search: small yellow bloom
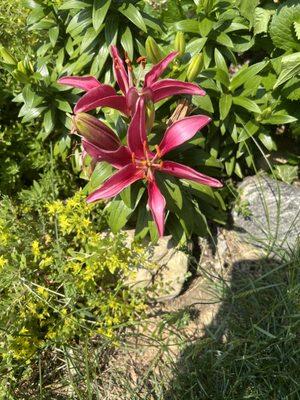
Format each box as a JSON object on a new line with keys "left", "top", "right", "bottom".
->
{"left": 31, "top": 240, "right": 40, "bottom": 258}
{"left": 0, "top": 255, "right": 8, "bottom": 270}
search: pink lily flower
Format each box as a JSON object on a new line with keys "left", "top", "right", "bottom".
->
{"left": 58, "top": 46, "right": 205, "bottom": 117}
{"left": 85, "top": 99, "right": 222, "bottom": 236}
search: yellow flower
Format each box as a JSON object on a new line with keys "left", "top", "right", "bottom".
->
{"left": 0, "top": 256, "right": 8, "bottom": 270}
{"left": 31, "top": 240, "right": 40, "bottom": 258}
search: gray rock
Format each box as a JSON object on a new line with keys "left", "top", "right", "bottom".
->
{"left": 125, "top": 230, "right": 190, "bottom": 301}
{"left": 233, "top": 174, "right": 300, "bottom": 255}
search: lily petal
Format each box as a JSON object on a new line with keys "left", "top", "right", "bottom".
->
{"left": 147, "top": 178, "right": 166, "bottom": 237}
{"left": 161, "top": 161, "right": 223, "bottom": 187}
{"left": 111, "top": 45, "right": 129, "bottom": 94}
{"left": 127, "top": 97, "right": 148, "bottom": 159}
{"left": 144, "top": 51, "right": 178, "bottom": 88}
{"left": 159, "top": 115, "right": 211, "bottom": 157}
{"left": 87, "top": 164, "right": 144, "bottom": 202}
{"left": 151, "top": 79, "right": 206, "bottom": 102}
{"left": 82, "top": 140, "right": 132, "bottom": 169}
{"left": 58, "top": 76, "right": 101, "bottom": 91}
{"left": 74, "top": 87, "right": 129, "bottom": 115}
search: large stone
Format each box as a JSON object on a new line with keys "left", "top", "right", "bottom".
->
{"left": 232, "top": 174, "right": 300, "bottom": 254}
{"left": 125, "top": 230, "right": 190, "bottom": 301}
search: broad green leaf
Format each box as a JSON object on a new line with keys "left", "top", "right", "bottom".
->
{"left": 21, "top": 107, "right": 47, "bottom": 122}
{"left": 225, "top": 156, "right": 235, "bottom": 176}
{"left": 66, "top": 9, "right": 92, "bottom": 37}
{"left": 282, "top": 76, "right": 300, "bottom": 101}
{"left": 198, "top": 17, "right": 213, "bottom": 36}
{"left": 274, "top": 165, "right": 298, "bottom": 184}
{"left": 192, "top": 94, "right": 214, "bottom": 113}
{"left": 259, "top": 132, "right": 277, "bottom": 151}
{"left": 233, "top": 96, "right": 261, "bottom": 114}
{"left": 237, "top": 120, "right": 259, "bottom": 142}
{"left": 135, "top": 204, "right": 150, "bottom": 240}
{"left": 186, "top": 38, "right": 207, "bottom": 56}
{"left": 120, "top": 184, "right": 145, "bottom": 209}
{"left": 106, "top": 199, "right": 133, "bottom": 233}
{"left": 239, "top": 0, "right": 260, "bottom": 26}
{"left": 254, "top": 7, "right": 272, "bottom": 35}
{"left": 167, "top": 216, "right": 187, "bottom": 245}
{"left": 60, "top": 0, "right": 91, "bottom": 9}
{"left": 294, "top": 21, "right": 300, "bottom": 40}
{"left": 27, "top": 7, "right": 45, "bottom": 25}
{"left": 219, "top": 93, "right": 232, "bottom": 120}
{"left": 270, "top": 0, "right": 300, "bottom": 51}
{"left": 214, "top": 48, "right": 228, "bottom": 73}
{"left": 90, "top": 43, "right": 109, "bottom": 76}
{"left": 55, "top": 99, "right": 72, "bottom": 113}
{"left": 49, "top": 26, "right": 59, "bottom": 47}
{"left": 80, "top": 27, "right": 100, "bottom": 54}
{"left": 84, "top": 162, "right": 113, "bottom": 194}
{"left": 260, "top": 114, "right": 298, "bottom": 124}
{"left": 92, "top": 0, "right": 111, "bottom": 31}
{"left": 174, "top": 20, "right": 200, "bottom": 33}
{"left": 193, "top": 205, "right": 208, "bottom": 237}
{"left": 234, "top": 161, "right": 243, "bottom": 178}
{"left": 121, "top": 27, "right": 134, "bottom": 60}
{"left": 230, "top": 61, "right": 268, "bottom": 91}
{"left": 43, "top": 109, "right": 55, "bottom": 134}
{"left": 118, "top": 3, "right": 147, "bottom": 33}
{"left": 274, "top": 52, "right": 300, "bottom": 88}
{"left": 105, "top": 15, "right": 119, "bottom": 45}
{"left": 215, "top": 32, "right": 233, "bottom": 48}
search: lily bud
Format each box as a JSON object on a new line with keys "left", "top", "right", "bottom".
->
{"left": 145, "top": 36, "right": 163, "bottom": 64}
{"left": 186, "top": 53, "right": 203, "bottom": 82}
{"left": 73, "top": 113, "right": 120, "bottom": 151}
{"left": 174, "top": 32, "right": 186, "bottom": 56}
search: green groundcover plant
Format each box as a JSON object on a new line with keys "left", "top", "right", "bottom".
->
{"left": 0, "top": 189, "right": 148, "bottom": 384}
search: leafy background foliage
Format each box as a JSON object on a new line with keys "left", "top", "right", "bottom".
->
{"left": 0, "top": 0, "right": 300, "bottom": 394}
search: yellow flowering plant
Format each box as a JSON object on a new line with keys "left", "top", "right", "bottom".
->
{"left": 0, "top": 192, "right": 149, "bottom": 383}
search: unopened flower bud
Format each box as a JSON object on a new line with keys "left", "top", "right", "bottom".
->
{"left": 186, "top": 53, "right": 203, "bottom": 82}
{"left": 145, "top": 36, "right": 163, "bottom": 64}
{"left": 73, "top": 113, "right": 120, "bottom": 150}
{"left": 174, "top": 32, "right": 186, "bottom": 56}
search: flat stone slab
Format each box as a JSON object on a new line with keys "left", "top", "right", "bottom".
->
{"left": 233, "top": 174, "right": 300, "bottom": 255}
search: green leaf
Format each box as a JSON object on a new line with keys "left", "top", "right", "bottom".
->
{"left": 260, "top": 114, "right": 298, "bottom": 125}
{"left": 215, "top": 32, "right": 233, "bottom": 48}
{"left": 192, "top": 205, "right": 209, "bottom": 237}
{"left": 192, "top": 94, "right": 214, "bottom": 113}
{"left": 21, "top": 107, "right": 47, "bottom": 123}
{"left": 233, "top": 96, "right": 261, "bottom": 114}
{"left": 230, "top": 61, "right": 268, "bottom": 91}
{"left": 92, "top": 0, "right": 111, "bottom": 31}
{"left": 106, "top": 199, "right": 133, "bottom": 233}
{"left": 237, "top": 120, "right": 259, "bottom": 142}
{"left": 43, "top": 109, "right": 55, "bottom": 134}
{"left": 55, "top": 99, "right": 72, "bottom": 113}
{"left": 118, "top": 3, "right": 147, "bottom": 33}
{"left": 294, "top": 21, "right": 300, "bottom": 40}
{"left": 84, "top": 162, "right": 113, "bottom": 194}
{"left": 80, "top": 27, "right": 100, "bottom": 53}
{"left": 225, "top": 156, "right": 235, "bottom": 176}
{"left": 174, "top": 19, "right": 199, "bottom": 33}
{"left": 214, "top": 48, "right": 228, "bottom": 73}
{"left": 274, "top": 165, "right": 298, "bottom": 184}
{"left": 199, "top": 17, "right": 213, "bottom": 36}
{"left": 60, "top": 0, "right": 91, "bottom": 9}
{"left": 121, "top": 27, "right": 134, "bottom": 60}
{"left": 135, "top": 204, "right": 150, "bottom": 240}
{"left": 270, "top": 0, "right": 300, "bottom": 51}
{"left": 49, "top": 26, "right": 59, "bottom": 47}
{"left": 239, "top": 0, "right": 260, "bottom": 26}
{"left": 105, "top": 15, "right": 119, "bottom": 45}
{"left": 186, "top": 38, "right": 207, "bottom": 56}
{"left": 234, "top": 161, "right": 243, "bottom": 179}
{"left": 219, "top": 93, "right": 232, "bottom": 120}
{"left": 274, "top": 52, "right": 300, "bottom": 88}
{"left": 258, "top": 132, "right": 277, "bottom": 151}
{"left": 254, "top": 7, "right": 272, "bottom": 35}
{"left": 120, "top": 184, "right": 145, "bottom": 209}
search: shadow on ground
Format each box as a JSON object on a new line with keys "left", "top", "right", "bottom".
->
{"left": 164, "top": 254, "right": 300, "bottom": 400}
